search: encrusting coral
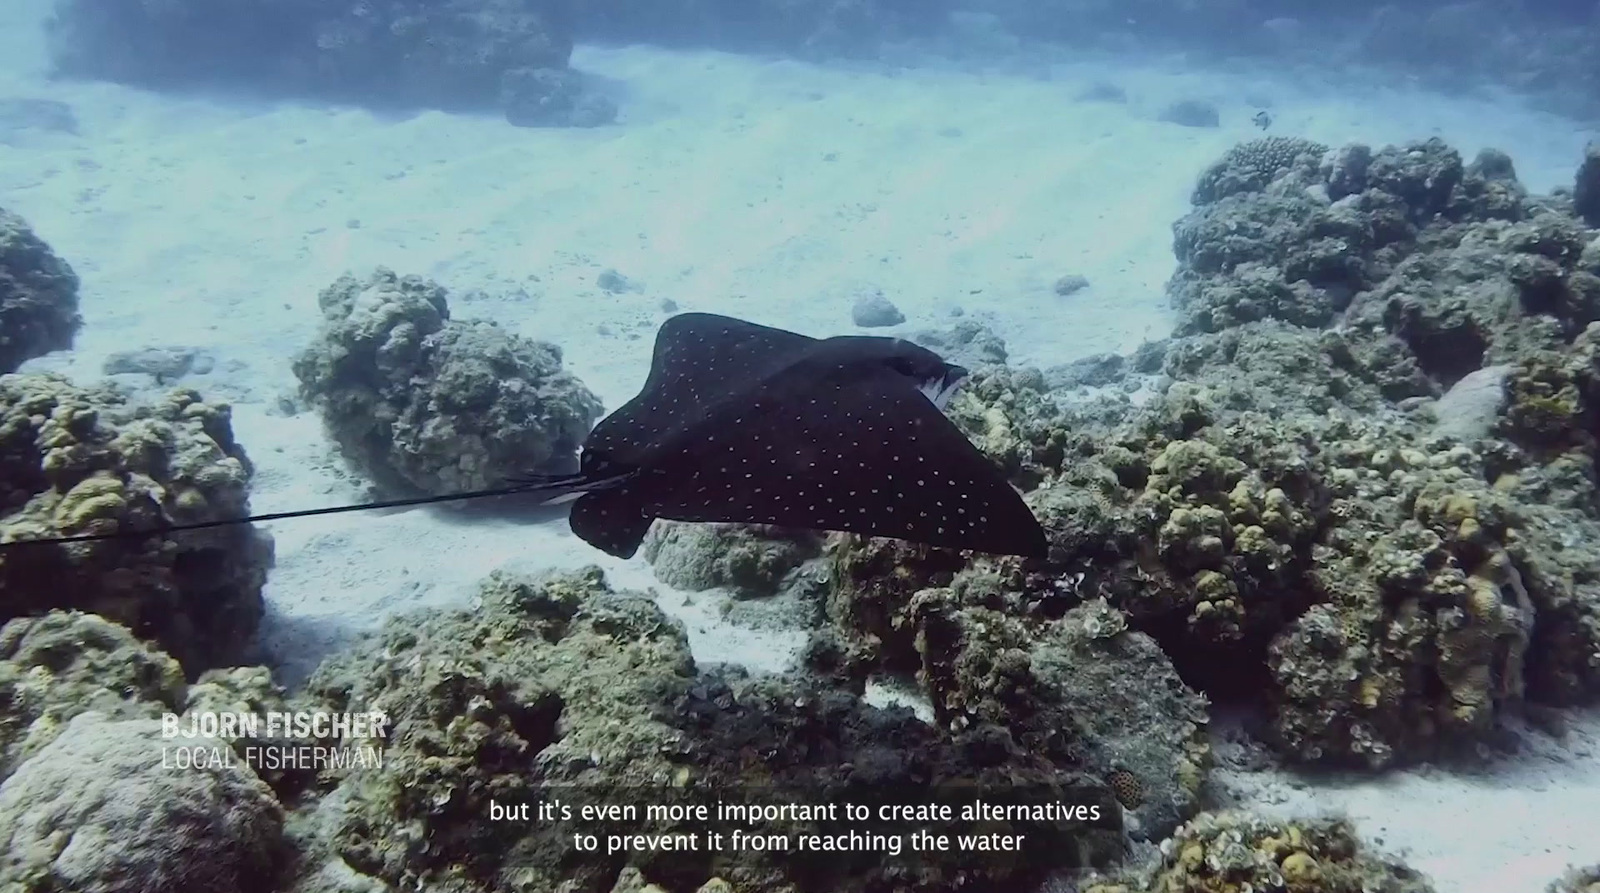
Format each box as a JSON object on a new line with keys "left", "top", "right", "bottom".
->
{"left": 0, "top": 610, "right": 185, "bottom": 783}
{"left": 0, "top": 711, "right": 288, "bottom": 893}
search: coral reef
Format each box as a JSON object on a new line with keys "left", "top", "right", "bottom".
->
{"left": 1083, "top": 810, "right": 1435, "bottom": 893}
{"left": 301, "top": 567, "right": 1119, "bottom": 892}
{"left": 48, "top": 0, "right": 588, "bottom": 120}
{"left": 1345, "top": 7, "right": 1600, "bottom": 120}
{"left": 642, "top": 521, "right": 822, "bottom": 595}
{"left": 48, "top": 0, "right": 1600, "bottom": 122}
{"left": 301, "top": 567, "right": 693, "bottom": 892}
{"left": 288, "top": 0, "right": 572, "bottom": 111}
{"left": 983, "top": 2, "right": 1600, "bottom": 121}
{"left": 0, "top": 610, "right": 312, "bottom": 797}
{"left": 501, "top": 66, "right": 617, "bottom": 128}
{"left": 0, "top": 374, "right": 270, "bottom": 675}
{"left": 0, "top": 609, "right": 313, "bottom": 887}
{"left": 826, "top": 137, "right": 1600, "bottom": 771}
{"left": 941, "top": 362, "right": 1076, "bottom": 490}
{"left": 672, "top": 668, "right": 1122, "bottom": 891}
{"left": 564, "top": 0, "right": 955, "bottom": 56}
{"left": 0, "top": 711, "right": 287, "bottom": 893}
{"left": 181, "top": 663, "right": 325, "bottom": 798}
{"left": 909, "top": 319, "right": 1010, "bottom": 369}
{"left": 1550, "top": 864, "right": 1600, "bottom": 893}
{"left": 1032, "top": 599, "right": 1210, "bottom": 839}
{"left": 824, "top": 535, "right": 973, "bottom": 675}
{"left": 0, "top": 207, "right": 80, "bottom": 374}
{"left": 292, "top": 268, "right": 602, "bottom": 497}
{"left": 824, "top": 538, "right": 1207, "bottom": 841}
{"left": 910, "top": 584, "right": 1209, "bottom": 840}
{"left": 1171, "top": 138, "right": 1600, "bottom": 751}
{"left": 1191, "top": 137, "right": 1330, "bottom": 205}
{"left": 1575, "top": 143, "right": 1600, "bottom": 228}
{"left": 1174, "top": 138, "right": 1548, "bottom": 346}
{"left": 0, "top": 611, "right": 186, "bottom": 782}
{"left": 1108, "top": 138, "right": 1600, "bottom": 766}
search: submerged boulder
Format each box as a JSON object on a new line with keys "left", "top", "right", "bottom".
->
{"left": 293, "top": 268, "right": 602, "bottom": 497}
{"left": 0, "top": 207, "right": 80, "bottom": 373}
{"left": 0, "top": 711, "right": 287, "bottom": 893}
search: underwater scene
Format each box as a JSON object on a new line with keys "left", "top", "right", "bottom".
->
{"left": 1, "top": 0, "right": 1599, "bottom": 891}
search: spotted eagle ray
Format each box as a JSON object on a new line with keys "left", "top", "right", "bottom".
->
{"left": 0, "top": 313, "right": 1048, "bottom": 558}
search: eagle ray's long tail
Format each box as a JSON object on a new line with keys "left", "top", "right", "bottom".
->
{"left": 0, "top": 470, "right": 622, "bottom": 550}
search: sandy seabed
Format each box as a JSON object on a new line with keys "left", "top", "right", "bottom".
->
{"left": 1, "top": 1, "right": 1598, "bottom": 888}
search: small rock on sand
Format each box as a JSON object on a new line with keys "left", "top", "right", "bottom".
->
{"left": 851, "top": 290, "right": 905, "bottom": 327}
{"left": 1159, "top": 99, "right": 1220, "bottom": 128}
{"left": 596, "top": 269, "right": 637, "bottom": 294}
{"left": 1054, "top": 274, "right": 1090, "bottom": 296}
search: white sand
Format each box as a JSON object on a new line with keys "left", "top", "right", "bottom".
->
{"left": 1211, "top": 709, "right": 1600, "bottom": 891}
{"left": 2, "top": 3, "right": 1598, "bottom": 887}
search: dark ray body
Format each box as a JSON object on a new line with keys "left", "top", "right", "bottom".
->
{"left": 557, "top": 313, "right": 1047, "bottom": 558}
{"left": 0, "top": 313, "right": 1048, "bottom": 559}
